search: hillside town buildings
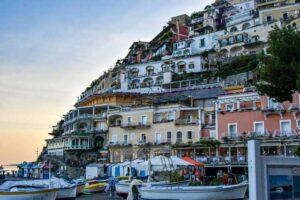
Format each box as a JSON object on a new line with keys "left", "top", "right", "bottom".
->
{"left": 43, "top": 0, "right": 300, "bottom": 176}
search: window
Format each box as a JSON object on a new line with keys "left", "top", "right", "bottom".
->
{"left": 210, "top": 130, "right": 216, "bottom": 139}
{"left": 155, "top": 133, "right": 161, "bottom": 143}
{"left": 124, "top": 135, "right": 128, "bottom": 145}
{"left": 228, "top": 123, "right": 237, "bottom": 138}
{"left": 296, "top": 119, "right": 300, "bottom": 128}
{"left": 176, "top": 131, "right": 183, "bottom": 143}
{"left": 225, "top": 103, "right": 235, "bottom": 112}
{"left": 187, "top": 131, "right": 193, "bottom": 139}
{"left": 237, "top": 34, "right": 244, "bottom": 43}
{"left": 167, "top": 132, "right": 172, "bottom": 143}
{"left": 112, "top": 135, "right": 118, "bottom": 144}
{"left": 189, "top": 63, "right": 195, "bottom": 69}
{"left": 266, "top": 15, "right": 273, "bottom": 22}
{"left": 168, "top": 112, "right": 175, "bottom": 120}
{"left": 200, "top": 38, "right": 205, "bottom": 47}
{"left": 229, "top": 36, "right": 235, "bottom": 44}
{"left": 141, "top": 134, "right": 146, "bottom": 143}
{"left": 127, "top": 117, "right": 132, "bottom": 124}
{"left": 154, "top": 113, "right": 161, "bottom": 122}
{"left": 141, "top": 116, "right": 147, "bottom": 125}
{"left": 187, "top": 115, "right": 193, "bottom": 123}
{"left": 268, "top": 98, "right": 279, "bottom": 108}
{"left": 280, "top": 120, "right": 291, "bottom": 135}
{"left": 283, "top": 12, "right": 288, "bottom": 20}
{"left": 221, "top": 39, "right": 227, "bottom": 46}
{"left": 253, "top": 122, "right": 264, "bottom": 135}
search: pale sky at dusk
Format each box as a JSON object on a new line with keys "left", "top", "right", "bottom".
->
{"left": 0, "top": 0, "right": 213, "bottom": 165}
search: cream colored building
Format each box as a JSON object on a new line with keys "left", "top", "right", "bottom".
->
{"left": 107, "top": 104, "right": 208, "bottom": 163}
{"left": 258, "top": 1, "right": 300, "bottom": 23}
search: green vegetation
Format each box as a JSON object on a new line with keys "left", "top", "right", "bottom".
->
{"left": 152, "top": 54, "right": 162, "bottom": 61}
{"left": 215, "top": 54, "right": 259, "bottom": 79}
{"left": 160, "top": 31, "right": 173, "bottom": 41}
{"left": 199, "top": 139, "right": 221, "bottom": 148}
{"left": 294, "top": 146, "right": 300, "bottom": 156}
{"left": 170, "top": 172, "right": 184, "bottom": 183}
{"left": 256, "top": 26, "right": 300, "bottom": 102}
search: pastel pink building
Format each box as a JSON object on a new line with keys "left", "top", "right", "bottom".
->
{"left": 216, "top": 91, "right": 300, "bottom": 140}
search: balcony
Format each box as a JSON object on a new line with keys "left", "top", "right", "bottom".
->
{"left": 153, "top": 119, "right": 174, "bottom": 124}
{"left": 121, "top": 122, "right": 151, "bottom": 129}
{"left": 91, "top": 127, "right": 108, "bottom": 134}
{"left": 65, "top": 145, "right": 92, "bottom": 150}
{"left": 172, "top": 47, "right": 192, "bottom": 58}
{"left": 94, "top": 113, "right": 107, "bottom": 119}
{"left": 225, "top": 11, "right": 253, "bottom": 26}
{"left": 195, "top": 155, "right": 247, "bottom": 165}
{"left": 79, "top": 114, "right": 93, "bottom": 119}
{"left": 261, "top": 105, "right": 285, "bottom": 119}
{"left": 175, "top": 119, "right": 199, "bottom": 126}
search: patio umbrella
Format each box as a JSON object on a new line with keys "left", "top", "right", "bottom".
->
{"left": 182, "top": 157, "right": 205, "bottom": 167}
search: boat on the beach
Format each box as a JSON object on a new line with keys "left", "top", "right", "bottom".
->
{"left": 0, "top": 177, "right": 77, "bottom": 200}
{"left": 116, "top": 180, "right": 189, "bottom": 198}
{"left": 0, "top": 187, "right": 58, "bottom": 200}
{"left": 84, "top": 183, "right": 106, "bottom": 193}
{"left": 138, "top": 181, "right": 248, "bottom": 200}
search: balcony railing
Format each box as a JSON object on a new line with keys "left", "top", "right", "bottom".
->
{"left": 175, "top": 119, "right": 199, "bottom": 126}
{"left": 65, "top": 145, "right": 92, "bottom": 150}
{"left": 94, "top": 113, "right": 107, "bottom": 119}
{"left": 195, "top": 155, "right": 247, "bottom": 165}
{"left": 79, "top": 114, "right": 93, "bottom": 119}
{"left": 91, "top": 127, "right": 108, "bottom": 134}
{"left": 153, "top": 119, "right": 174, "bottom": 124}
{"left": 121, "top": 122, "right": 151, "bottom": 129}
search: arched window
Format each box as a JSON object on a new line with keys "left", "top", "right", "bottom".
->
{"left": 176, "top": 131, "right": 183, "bottom": 143}
{"left": 230, "top": 26, "right": 238, "bottom": 33}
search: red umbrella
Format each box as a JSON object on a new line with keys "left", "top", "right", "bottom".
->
{"left": 182, "top": 157, "right": 204, "bottom": 167}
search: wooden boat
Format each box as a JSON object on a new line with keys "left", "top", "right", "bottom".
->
{"left": 0, "top": 187, "right": 58, "bottom": 200}
{"left": 138, "top": 181, "right": 248, "bottom": 200}
{"left": 76, "top": 182, "right": 85, "bottom": 196}
{"left": 84, "top": 183, "right": 106, "bottom": 193}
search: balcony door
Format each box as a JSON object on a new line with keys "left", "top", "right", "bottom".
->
{"left": 228, "top": 123, "right": 237, "bottom": 138}
{"left": 155, "top": 133, "right": 161, "bottom": 144}
{"left": 141, "top": 116, "right": 147, "bottom": 125}
{"left": 280, "top": 120, "right": 291, "bottom": 135}
{"left": 254, "top": 122, "right": 264, "bottom": 135}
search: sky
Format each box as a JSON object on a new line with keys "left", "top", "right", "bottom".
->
{"left": 0, "top": 0, "right": 213, "bottom": 165}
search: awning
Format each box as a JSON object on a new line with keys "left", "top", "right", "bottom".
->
{"left": 182, "top": 157, "right": 205, "bottom": 167}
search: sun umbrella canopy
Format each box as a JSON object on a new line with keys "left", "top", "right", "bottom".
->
{"left": 182, "top": 157, "right": 205, "bottom": 166}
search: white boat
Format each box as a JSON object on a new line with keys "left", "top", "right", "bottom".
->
{"left": 116, "top": 180, "right": 189, "bottom": 198}
{"left": 138, "top": 181, "right": 248, "bottom": 200}
{"left": 0, "top": 187, "right": 58, "bottom": 200}
{"left": 0, "top": 178, "right": 77, "bottom": 200}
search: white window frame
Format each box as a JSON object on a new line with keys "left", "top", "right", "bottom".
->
{"left": 141, "top": 115, "right": 147, "bottom": 125}
{"left": 112, "top": 134, "right": 118, "bottom": 144}
{"left": 123, "top": 135, "right": 128, "bottom": 144}
{"left": 225, "top": 103, "right": 235, "bottom": 112}
{"left": 280, "top": 120, "right": 292, "bottom": 134}
{"left": 210, "top": 130, "right": 216, "bottom": 139}
{"left": 168, "top": 111, "right": 175, "bottom": 120}
{"left": 228, "top": 123, "right": 238, "bottom": 138}
{"left": 127, "top": 116, "right": 132, "bottom": 124}
{"left": 155, "top": 132, "right": 161, "bottom": 143}
{"left": 253, "top": 121, "right": 265, "bottom": 135}
{"left": 296, "top": 119, "right": 300, "bottom": 128}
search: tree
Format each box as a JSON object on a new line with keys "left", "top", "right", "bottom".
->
{"left": 256, "top": 26, "right": 300, "bottom": 102}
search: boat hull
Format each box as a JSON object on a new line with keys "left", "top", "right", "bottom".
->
{"left": 84, "top": 184, "right": 106, "bottom": 193}
{"left": 116, "top": 180, "right": 189, "bottom": 198}
{"left": 76, "top": 184, "right": 85, "bottom": 196}
{"left": 56, "top": 186, "right": 77, "bottom": 200}
{"left": 139, "top": 182, "right": 248, "bottom": 200}
{"left": 0, "top": 188, "right": 58, "bottom": 200}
